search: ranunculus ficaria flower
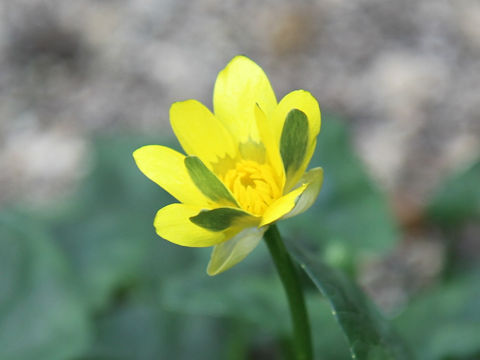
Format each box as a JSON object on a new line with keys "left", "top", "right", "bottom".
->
{"left": 134, "top": 56, "right": 323, "bottom": 275}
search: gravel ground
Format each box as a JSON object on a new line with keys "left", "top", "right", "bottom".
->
{"left": 1, "top": 0, "right": 479, "bottom": 207}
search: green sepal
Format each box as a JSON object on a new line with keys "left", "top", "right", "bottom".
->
{"left": 280, "top": 109, "right": 309, "bottom": 177}
{"left": 185, "top": 156, "right": 238, "bottom": 206}
{"left": 190, "top": 207, "right": 253, "bottom": 232}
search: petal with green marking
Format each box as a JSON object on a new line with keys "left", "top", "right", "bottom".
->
{"left": 170, "top": 100, "right": 237, "bottom": 166}
{"left": 280, "top": 109, "right": 309, "bottom": 182}
{"left": 282, "top": 167, "right": 323, "bottom": 220}
{"left": 185, "top": 156, "right": 239, "bottom": 206}
{"left": 133, "top": 145, "right": 209, "bottom": 205}
{"left": 154, "top": 203, "right": 230, "bottom": 247}
{"left": 272, "top": 90, "right": 321, "bottom": 191}
{"left": 207, "top": 226, "right": 267, "bottom": 275}
{"left": 213, "top": 56, "right": 277, "bottom": 144}
{"left": 190, "top": 207, "right": 259, "bottom": 232}
{"left": 272, "top": 90, "right": 321, "bottom": 145}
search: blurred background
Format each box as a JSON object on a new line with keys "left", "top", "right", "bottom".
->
{"left": 0, "top": 0, "right": 479, "bottom": 359}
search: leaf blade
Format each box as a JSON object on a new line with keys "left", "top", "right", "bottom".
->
{"left": 287, "top": 243, "right": 414, "bottom": 360}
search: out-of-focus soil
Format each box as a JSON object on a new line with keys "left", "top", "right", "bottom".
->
{"left": 1, "top": 0, "right": 479, "bottom": 206}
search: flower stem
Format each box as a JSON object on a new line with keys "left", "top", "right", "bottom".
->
{"left": 264, "top": 225, "right": 313, "bottom": 360}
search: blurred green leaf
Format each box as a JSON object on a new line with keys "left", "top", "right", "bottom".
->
{"left": 45, "top": 135, "right": 182, "bottom": 310}
{"left": 306, "top": 296, "right": 352, "bottom": 360}
{"left": 84, "top": 303, "right": 164, "bottom": 360}
{"left": 427, "top": 159, "right": 480, "bottom": 226}
{"left": 289, "top": 243, "right": 413, "bottom": 360}
{"left": 83, "top": 299, "right": 229, "bottom": 360}
{"left": 395, "top": 271, "right": 480, "bottom": 360}
{"left": 0, "top": 212, "right": 91, "bottom": 360}
{"left": 282, "top": 115, "right": 399, "bottom": 267}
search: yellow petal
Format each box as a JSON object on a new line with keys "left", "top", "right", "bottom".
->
{"left": 207, "top": 226, "right": 267, "bottom": 275}
{"left": 213, "top": 56, "right": 277, "bottom": 144}
{"left": 133, "top": 145, "right": 209, "bottom": 205}
{"left": 154, "top": 203, "right": 230, "bottom": 247}
{"left": 282, "top": 167, "right": 323, "bottom": 220}
{"left": 272, "top": 90, "right": 321, "bottom": 191}
{"left": 259, "top": 184, "right": 308, "bottom": 227}
{"left": 254, "top": 104, "right": 285, "bottom": 187}
{"left": 170, "top": 100, "right": 237, "bottom": 167}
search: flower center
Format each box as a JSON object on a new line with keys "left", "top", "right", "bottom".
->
{"left": 222, "top": 160, "right": 281, "bottom": 216}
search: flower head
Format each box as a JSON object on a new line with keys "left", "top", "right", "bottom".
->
{"left": 133, "top": 56, "right": 323, "bottom": 275}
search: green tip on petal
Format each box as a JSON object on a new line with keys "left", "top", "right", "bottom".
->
{"left": 280, "top": 109, "right": 309, "bottom": 179}
{"left": 190, "top": 207, "right": 256, "bottom": 232}
{"left": 184, "top": 156, "right": 238, "bottom": 206}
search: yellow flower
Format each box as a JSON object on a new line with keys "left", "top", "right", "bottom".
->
{"left": 133, "top": 56, "right": 323, "bottom": 275}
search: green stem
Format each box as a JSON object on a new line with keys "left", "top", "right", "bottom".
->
{"left": 264, "top": 225, "right": 313, "bottom": 360}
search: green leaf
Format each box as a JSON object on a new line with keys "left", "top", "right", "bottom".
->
{"left": 0, "top": 212, "right": 91, "bottom": 360}
{"left": 41, "top": 135, "right": 181, "bottom": 310}
{"left": 395, "top": 271, "right": 480, "bottom": 360}
{"left": 84, "top": 299, "right": 230, "bottom": 360}
{"left": 280, "top": 109, "right": 309, "bottom": 177}
{"left": 190, "top": 207, "right": 253, "bottom": 231}
{"left": 288, "top": 243, "right": 413, "bottom": 360}
{"left": 185, "top": 155, "right": 238, "bottom": 206}
{"left": 427, "top": 159, "right": 480, "bottom": 226}
{"left": 87, "top": 303, "right": 164, "bottom": 360}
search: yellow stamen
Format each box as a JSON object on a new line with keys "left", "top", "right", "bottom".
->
{"left": 222, "top": 160, "right": 281, "bottom": 215}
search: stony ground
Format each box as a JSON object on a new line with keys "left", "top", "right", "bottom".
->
{"left": 1, "top": 0, "right": 479, "bottom": 207}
